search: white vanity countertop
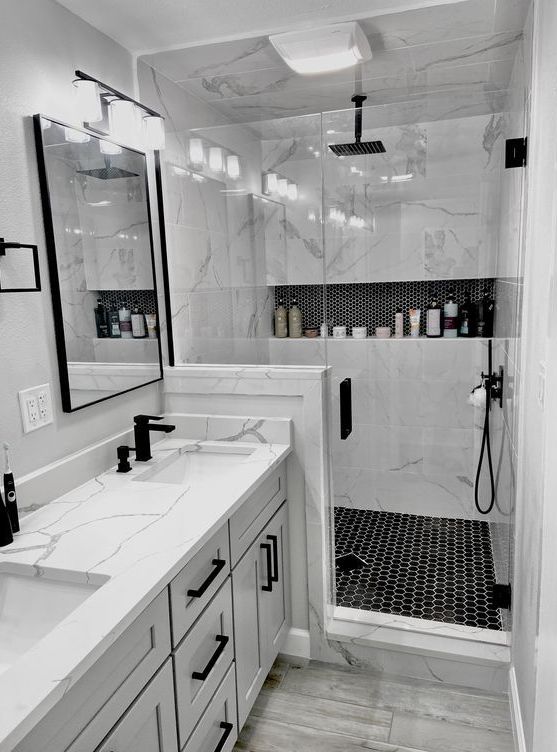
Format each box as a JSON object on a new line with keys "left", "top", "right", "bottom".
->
{"left": 0, "top": 437, "right": 291, "bottom": 751}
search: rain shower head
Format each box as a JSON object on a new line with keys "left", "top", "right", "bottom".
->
{"left": 328, "top": 95, "right": 386, "bottom": 157}
{"left": 77, "top": 157, "right": 139, "bottom": 180}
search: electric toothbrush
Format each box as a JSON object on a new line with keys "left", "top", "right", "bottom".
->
{"left": 3, "top": 443, "right": 19, "bottom": 533}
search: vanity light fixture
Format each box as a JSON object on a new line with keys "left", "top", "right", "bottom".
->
{"left": 264, "top": 172, "right": 279, "bottom": 194}
{"left": 189, "top": 138, "right": 205, "bottom": 165}
{"left": 73, "top": 71, "right": 165, "bottom": 152}
{"left": 226, "top": 154, "right": 241, "bottom": 180}
{"left": 143, "top": 115, "right": 166, "bottom": 151}
{"left": 99, "top": 139, "right": 122, "bottom": 155}
{"left": 73, "top": 79, "right": 102, "bottom": 123}
{"left": 64, "top": 127, "right": 90, "bottom": 144}
{"left": 277, "top": 178, "right": 288, "bottom": 198}
{"left": 287, "top": 182, "right": 298, "bottom": 201}
{"left": 209, "top": 146, "right": 224, "bottom": 173}
{"left": 269, "top": 22, "right": 372, "bottom": 75}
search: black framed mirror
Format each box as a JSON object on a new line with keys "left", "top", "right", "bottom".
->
{"left": 34, "top": 115, "right": 164, "bottom": 412}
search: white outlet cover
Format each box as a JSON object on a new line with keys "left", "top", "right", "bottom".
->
{"left": 19, "top": 384, "right": 53, "bottom": 433}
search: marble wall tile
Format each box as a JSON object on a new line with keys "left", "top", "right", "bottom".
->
{"left": 167, "top": 224, "right": 230, "bottom": 292}
{"left": 332, "top": 424, "right": 424, "bottom": 474}
{"left": 163, "top": 165, "right": 228, "bottom": 235}
{"left": 423, "top": 427, "right": 475, "bottom": 477}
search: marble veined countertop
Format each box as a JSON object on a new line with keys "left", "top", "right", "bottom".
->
{"left": 0, "top": 436, "right": 291, "bottom": 751}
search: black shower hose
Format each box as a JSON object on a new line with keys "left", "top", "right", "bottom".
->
{"left": 474, "top": 380, "right": 496, "bottom": 515}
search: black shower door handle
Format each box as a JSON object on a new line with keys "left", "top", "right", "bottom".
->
{"left": 340, "top": 378, "right": 352, "bottom": 440}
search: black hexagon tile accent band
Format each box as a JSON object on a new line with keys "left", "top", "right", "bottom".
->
{"left": 334, "top": 508, "right": 502, "bottom": 631}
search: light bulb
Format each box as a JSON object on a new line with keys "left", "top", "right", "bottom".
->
{"left": 209, "top": 147, "right": 224, "bottom": 173}
{"left": 226, "top": 154, "right": 241, "bottom": 180}
{"left": 74, "top": 79, "right": 102, "bottom": 123}
{"left": 287, "top": 182, "right": 298, "bottom": 201}
{"left": 189, "top": 138, "right": 205, "bottom": 165}
{"left": 264, "top": 173, "right": 278, "bottom": 194}
{"left": 143, "top": 115, "right": 165, "bottom": 150}
{"left": 100, "top": 139, "right": 122, "bottom": 155}
{"left": 277, "top": 178, "right": 288, "bottom": 197}
{"left": 64, "top": 127, "right": 90, "bottom": 144}
{"left": 109, "top": 100, "right": 138, "bottom": 144}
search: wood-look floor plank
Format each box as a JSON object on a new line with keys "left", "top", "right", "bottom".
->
{"left": 389, "top": 712, "right": 515, "bottom": 752}
{"left": 262, "top": 658, "right": 291, "bottom": 690}
{"left": 234, "top": 717, "right": 425, "bottom": 752}
{"left": 251, "top": 687, "right": 392, "bottom": 741}
{"left": 280, "top": 662, "right": 512, "bottom": 732}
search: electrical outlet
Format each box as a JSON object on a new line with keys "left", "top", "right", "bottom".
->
{"left": 19, "top": 384, "right": 53, "bottom": 433}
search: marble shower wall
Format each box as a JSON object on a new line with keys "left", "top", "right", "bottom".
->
{"left": 262, "top": 111, "right": 504, "bottom": 285}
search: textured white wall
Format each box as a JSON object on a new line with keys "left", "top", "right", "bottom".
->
{"left": 0, "top": 0, "right": 162, "bottom": 477}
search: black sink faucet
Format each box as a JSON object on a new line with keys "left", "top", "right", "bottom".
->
{"left": 134, "top": 415, "right": 176, "bottom": 462}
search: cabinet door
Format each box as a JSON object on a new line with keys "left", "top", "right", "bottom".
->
{"left": 232, "top": 537, "right": 267, "bottom": 729}
{"left": 95, "top": 660, "right": 177, "bottom": 752}
{"left": 260, "top": 502, "right": 291, "bottom": 667}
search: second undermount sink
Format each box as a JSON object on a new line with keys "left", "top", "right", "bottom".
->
{"left": 135, "top": 444, "right": 255, "bottom": 486}
{"left": 0, "top": 563, "right": 106, "bottom": 676}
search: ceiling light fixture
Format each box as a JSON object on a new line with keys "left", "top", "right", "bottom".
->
{"left": 269, "top": 22, "right": 372, "bottom": 75}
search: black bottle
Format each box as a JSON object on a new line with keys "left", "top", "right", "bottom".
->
{"left": 94, "top": 298, "right": 109, "bottom": 338}
{"left": 0, "top": 489, "right": 13, "bottom": 547}
{"left": 426, "top": 299, "right": 442, "bottom": 338}
{"left": 477, "top": 289, "right": 495, "bottom": 337}
{"left": 459, "top": 291, "right": 476, "bottom": 337}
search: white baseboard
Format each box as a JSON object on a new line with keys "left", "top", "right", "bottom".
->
{"left": 281, "top": 628, "right": 310, "bottom": 660}
{"left": 510, "top": 666, "right": 527, "bottom": 752}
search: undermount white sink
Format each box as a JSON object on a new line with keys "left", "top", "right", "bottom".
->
{"left": 135, "top": 444, "right": 255, "bottom": 486}
{"left": 0, "top": 563, "right": 106, "bottom": 676}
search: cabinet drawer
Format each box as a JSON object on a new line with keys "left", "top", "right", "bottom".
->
{"left": 170, "top": 525, "right": 230, "bottom": 646}
{"left": 15, "top": 590, "right": 171, "bottom": 752}
{"left": 174, "top": 580, "right": 234, "bottom": 746}
{"left": 229, "top": 464, "right": 286, "bottom": 566}
{"left": 93, "top": 660, "right": 177, "bottom": 752}
{"left": 182, "top": 665, "right": 237, "bottom": 752}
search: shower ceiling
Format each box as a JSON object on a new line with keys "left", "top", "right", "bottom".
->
{"left": 137, "top": 0, "right": 529, "bottom": 123}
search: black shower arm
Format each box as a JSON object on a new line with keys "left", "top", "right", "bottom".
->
{"left": 351, "top": 94, "right": 367, "bottom": 144}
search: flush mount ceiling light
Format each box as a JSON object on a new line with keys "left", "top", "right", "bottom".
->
{"left": 269, "top": 22, "right": 372, "bottom": 75}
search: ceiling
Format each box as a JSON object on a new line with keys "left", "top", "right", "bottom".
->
{"left": 139, "top": 0, "right": 529, "bottom": 123}
{"left": 55, "top": 0, "right": 472, "bottom": 54}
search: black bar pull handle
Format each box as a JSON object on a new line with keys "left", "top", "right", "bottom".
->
{"left": 187, "top": 558, "right": 226, "bottom": 598}
{"left": 192, "top": 635, "right": 229, "bottom": 681}
{"left": 267, "top": 534, "right": 279, "bottom": 582}
{"left": 214, "top": 721, "right": 234, "bottom": 752}
{"left": 340, "top": 377, "right": 352, "bottom": 440}
{"left": 260, "top": 542, "right": 273, "bottom": 592}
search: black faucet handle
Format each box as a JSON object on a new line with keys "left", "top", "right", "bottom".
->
{"left": 133, "top": 414, "right": 164, "bottom": 425}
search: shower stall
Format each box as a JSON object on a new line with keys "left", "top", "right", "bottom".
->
{"left": 147, "top": 70, "right": 527, "bottom": 655}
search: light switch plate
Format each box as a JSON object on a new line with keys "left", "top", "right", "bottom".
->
{"left": 19, "top": 384, "right": 53, "bottom": 433}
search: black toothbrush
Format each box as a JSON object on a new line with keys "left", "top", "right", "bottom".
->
{"left": 3, "top": 443, "right": 19, "bottom": 533}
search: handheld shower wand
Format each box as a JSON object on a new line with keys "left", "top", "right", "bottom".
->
{"left": 474, "top": 340, "right": 503, "bottom": 515}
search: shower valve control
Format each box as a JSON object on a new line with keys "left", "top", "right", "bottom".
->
{"left": 481, "top": 367, "right": 504, "bottom": 408}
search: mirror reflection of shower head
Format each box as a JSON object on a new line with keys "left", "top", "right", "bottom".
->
{"left": 77, "top": 156, "right": 139, "bottom": 180}
{"left": 329, "top": 95, "right": 386, "bottom": 157}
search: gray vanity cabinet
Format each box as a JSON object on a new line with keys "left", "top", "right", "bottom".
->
{"left": 13, "top": 462, "right": 289, "bottom": 752}
{"left": 233, "top": 502, "right": 290, "bottom": 728}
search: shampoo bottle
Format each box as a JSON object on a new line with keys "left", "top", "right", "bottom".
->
{"left": 443, "top": 290, "right": 458, "bottom": 338}
{"left": 274, "top": 299, "right": 288, "bottom": 338}
{"left": 459, "top": 291, "right": 476, "bottom": 337}
{"left": 426, "top": 300, "right": 442, "bottom": 338}
{"left": 394, "top": 308, "right": 404, "bottom": 338}
{"left": 94, "top": 299, "right": 109, "bottom": 338}
{"left": 109, "top": 308, "right": 121, "bottom": 338}
{"left": 131, "top": 307, "right": 146, "bottom": 338}
{"left": 288, "top": 299, "right": 302, "bottom": 338}
{"left": 119, "top": 302, "right": 132, "bottom": 339}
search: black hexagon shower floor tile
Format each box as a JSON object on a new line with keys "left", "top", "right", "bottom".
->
{"left": 334, "top": 508, "right": 502, "bottom": 631}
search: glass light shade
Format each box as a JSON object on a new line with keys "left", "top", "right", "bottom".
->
{"left": 74, "top": 80, "right": 102, "bottom": 123}
{"left": 277, "top": 178, "right": 288, "bottom": 197}
{"left": 64, "top": 127, "right": 90, "bottom": 144}
{"left": 265, "top": 172, "right": 278, "bottom": 194}
{"left": 209, "top": 146, "right": 224, "bottom": 173}
{"left": 100, "top": 139, "right": 122, "bottom": 155}
{"left": 189, "top": 138, "right": 205, "bottom": 165}
{"left": 287, "top": 182, "right": 298, "bottom": 201}
{"left": 226, "top": 154, "right": 241, "bottom": 180}
{"left": 143, "top": 115, "right": 165, "bottom": 150}
{"left": 109, "top": 100, "right": 138, "bottom": 144}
